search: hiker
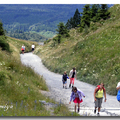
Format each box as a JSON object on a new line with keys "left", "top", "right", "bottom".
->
{"left": 116, "top": 82, "right": 120, "bottom": 102}
{"left": 31, "top": 43, "right": 35, "bottom": 52}
{"left": 62, "top": 71, "right": 69, "bottom": 89}
{"left": 94, "top": 83, "right": 107, "bottom": 116}
{"left": 69, "top": 67, "right": 77, "bottom": 88}
{"left": 21, "top": 44, "right": 26, "bottom": 54}
{"left": 69, "top": 86, "right": 85, "bottom": 113}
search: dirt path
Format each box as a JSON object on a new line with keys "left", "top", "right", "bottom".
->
{"left": 20, "top": 52, "right": 120, "bottom": 116}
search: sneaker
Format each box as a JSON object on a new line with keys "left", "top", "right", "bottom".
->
{"left": 94, "top": 109, "right": 96, "bottom": 114}
{"left": 97, "top": 112, "right": 100, "bottom": 116}
{"left": 77, "top": 108, "right": 79, "bottom": 113}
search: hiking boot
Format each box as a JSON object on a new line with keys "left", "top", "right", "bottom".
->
{"left": 94, "top": 109, "right": 96, "bottom": 114}
{"left": 77, "top": 108, "right": 80, "bottom": 113}
{"left": 69, "top": 84, "right": 71, "bottom": 88}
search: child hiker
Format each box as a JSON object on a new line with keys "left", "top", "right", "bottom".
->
{"left": 62, "top": 71, "right": 69, "bottom": 89}
{"left": 69, "top": 86, "right": 85, "bottom": 113}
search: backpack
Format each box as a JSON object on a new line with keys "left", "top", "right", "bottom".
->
{"left": 117, "top": 90, "right": 120, "bottom": 101}
{"left": 96, "top": 85, "right": 105, "bottom": 93}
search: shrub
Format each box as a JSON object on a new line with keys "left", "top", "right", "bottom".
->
{"left": 78, "top": 27, "right": 83, "bottom": 33}
{"left": 0, "top": 71, "right": 5, "bottom": 86}
{"left": 0, "top": 36, "right": 10, "bottom": 52}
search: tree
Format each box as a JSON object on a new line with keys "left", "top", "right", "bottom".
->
{"left": 96, "top": 4, "right": 110, "bottom": 21}
{"left": 90, "top": 4, "right": 99, "bottom": 22}
{"left": 0, "top": 22, "right": 5, "bottom": 36}
{"left": 81, "top": 4, "right": 91, "bottom": 28}
{"left": 72, "top": 8, "right": 81, "bottom": 28}
{"left": 65, "top": 19, "right": 71, "bottom": 30}
{"left": 56, "top": 22, "right": 68, "bottom": 35}
{"left": 66, "top": 9, "right": 81, "bottom": 29}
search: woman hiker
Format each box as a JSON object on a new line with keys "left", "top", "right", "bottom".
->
{"left": 94, "top": 83, "right": 107, "bottom": 116}
{"left": 69, "top": 67, "right": 77, "bottom": 88}
{"left": 69, "top": 86, "right": 85, "bottom": 113}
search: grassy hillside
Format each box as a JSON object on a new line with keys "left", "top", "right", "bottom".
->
{"left": 35, "top": 4, "right": 120, "bottom": 95}
{"left": 0, "top": 37, "right": 76, "bottom": 116}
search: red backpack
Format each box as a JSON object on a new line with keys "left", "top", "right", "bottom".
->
{"left": 96, "top": 85, "right": 105, "bottom": 93}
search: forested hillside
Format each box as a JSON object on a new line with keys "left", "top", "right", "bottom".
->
{"left": 35, "top": 4, "right": 120, "bottom": 95}
{"left": 0, "top": 4, "right": 113, "bottom": 42}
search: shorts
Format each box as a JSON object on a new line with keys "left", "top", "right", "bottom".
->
{"left": 95, "top": 97, "right": 103, "bottom": 108}
{"left": 73, "top": 98, "right": 83, "bottom": 104}
{"left": 32, "top": 48, "right": 34, "bottom": 51}
{"left": 70, "top": 78, "right": 75, "bottom": 84}
{"left": 63, "top": 80, "right": 67, "bottom": 84}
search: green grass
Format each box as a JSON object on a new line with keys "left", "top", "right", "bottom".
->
{"left": 0, "top": 36, "right": 77, "bottom": 116}
{"left": 35, "top": 4, "right": 120, "bottom": 95}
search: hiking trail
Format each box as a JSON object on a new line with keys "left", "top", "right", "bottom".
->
{"left": 20, "top": 52, "right": 120, "bottom": 116}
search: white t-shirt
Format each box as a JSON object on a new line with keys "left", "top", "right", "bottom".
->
{"left": 22, "top": 46, "right": 25, "bottom": 50}
{"left": 31, "top": 45, "right": 35, "bottom": 48}
{"left": 116, "top": 82, "right": 120, "bottom": 89}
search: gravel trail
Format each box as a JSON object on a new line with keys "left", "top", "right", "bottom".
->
{"left": 20, "top": 52, "right": 120, "bottom": 116}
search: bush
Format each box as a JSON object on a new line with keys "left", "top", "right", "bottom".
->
{"left": 83, "top": 24, "right": 89, "bottom": 34}
{"left": 0, "top": 71, "right": 5, "bottom": 86}
{"left": 0, "top": 36, "right": 10, "bottom": 52}
{"left": 78, "top": 27, "right": 83, "bottom": 33}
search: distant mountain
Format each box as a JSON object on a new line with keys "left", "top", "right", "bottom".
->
{"left": 0, "top": 4, "right": 114, "bottom": 42}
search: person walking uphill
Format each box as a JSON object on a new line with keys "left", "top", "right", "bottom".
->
{"left": 62, "top": 71, "right": 69, "bottom": 89}
{"left": 69, "top": 67, "right": 77, "bottom": 88}
{"left": 69, "top": 87, "right": 85, "bottom": 113}
{"left": 94, "top": 83, "right": 107, "bottom": 116}
{"left": 31, "top": 43, "right": 35, "bottom": 52}
{"left": 116, "top": 81, "right": 120, "bottom": 102}
{"left": 21, "top": 44, "right": 26, "bottom": 54}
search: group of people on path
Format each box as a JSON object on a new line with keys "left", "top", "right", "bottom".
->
{"left": 21, "top": 43, "right": 35, "bottom": 54}
{"left": 62, "top": 67, "right": 77, "bottom": 89}
{"left": 62, "top": 67, "right": 120, "bottom": 116}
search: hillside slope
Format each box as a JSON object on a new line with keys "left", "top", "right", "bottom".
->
{"left": 35, "top": 4, "right": 120, "bottom": 95}
{"left": 0, "top": 37, "right": 75, "bottom": 116}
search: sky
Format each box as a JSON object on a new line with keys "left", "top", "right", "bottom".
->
{"left": 0, "top": 0, "right": 119, "bottom": 4}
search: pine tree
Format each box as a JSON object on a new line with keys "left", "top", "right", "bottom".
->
{"left": 56, "top": 22, "right": 69, "bottom": 36}
{"left": 0, "top": 22, "right": 5, "bottom": 36}
{"left": 90, "top": 4, "right": 99, "bottom": 22}
{"left": 65, "top": 19, "right": 71, "bottom": 30}
{"left": 56, "top": 22, "right": 65, "bottom": 35}
{"left": 66, "top": 17, "right": 74, "bottom": 30}
{"left": 66, "top": 9, "right": 81, "bottom": 29}
{"left": 96, "top": 4, "right": 110, "bottom": 21}
{"left": 73, "top": 8, "right": 81, "bottom": 28}
{"left": 81, "top": 4, "right": 91, "bottom": 28}
{"left": 101, "top": 4, "right": 110, "bottom": 20}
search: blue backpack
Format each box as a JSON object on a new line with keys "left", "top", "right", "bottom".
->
{"left": 117, "top": 90, "right": 120, "bottom": 101}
